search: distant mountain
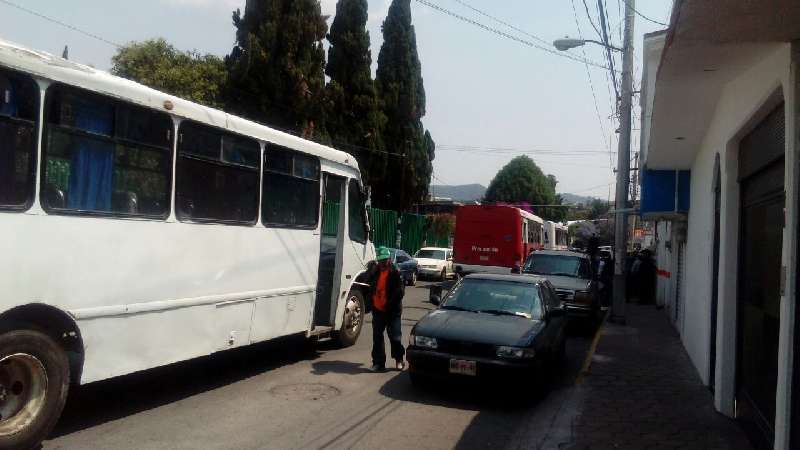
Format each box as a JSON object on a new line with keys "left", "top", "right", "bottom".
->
{"left": 430, "top": 184, "right": 486, "bottom": 202}
{"left": 560, "top": 193, "right": 603, "bottom": 205}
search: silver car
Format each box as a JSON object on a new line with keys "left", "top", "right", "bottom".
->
{"left": 522, "top": 250, "right": 599, "bottom": 323}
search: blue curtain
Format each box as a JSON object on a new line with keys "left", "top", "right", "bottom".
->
{"left": 67, "top": 98, "right": 114, "bottom": 211}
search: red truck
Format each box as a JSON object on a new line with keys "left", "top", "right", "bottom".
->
{"left": 453, "top": 205, "right": 544, "bottom": 276}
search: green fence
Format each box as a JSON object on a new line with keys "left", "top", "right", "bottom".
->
{"left": 425, "top": 229, "right": 450, "bottom": 248}
{"left": 399, "top": 213, "right": 426, "bottom": 255}
{"left": 368, "top": 207, "right": 398, "bottom": 249}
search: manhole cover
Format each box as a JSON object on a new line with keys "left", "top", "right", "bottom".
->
{"left": 270, "top": 383, "right": 341, "bottom": 401}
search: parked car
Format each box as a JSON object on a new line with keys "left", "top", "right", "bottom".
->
{"left": 522, "top": 250, "right": 599, "bottom": 324}
{"left": 414, "top": 247, "right": 454, "bottom": 281}
{"left": 407, "top": 274, "right": 567, "bottom": 389}
{"left": 389, "top": 248, "right": 419, "bottom": 286}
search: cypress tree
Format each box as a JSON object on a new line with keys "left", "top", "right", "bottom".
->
{"left": 224, "top": 0, "right": 329, "bottom": 142}
{"left": 376, "top": 0, "right": 433, "bottom": 210}
{"left": 326, "top": 0, "right": 387, "bottom": 196}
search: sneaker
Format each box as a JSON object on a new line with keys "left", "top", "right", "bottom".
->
{"left": 395, "top": 359, "right": 406, "bottom": 371}
{"left": 370, "top": 364, "right": 385, "bottom": 373}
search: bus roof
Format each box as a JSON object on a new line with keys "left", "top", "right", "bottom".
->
{"left": 0, "top": 39, "right": 360, "bottom": 173}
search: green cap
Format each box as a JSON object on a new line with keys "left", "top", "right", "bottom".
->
{"left": 376, "top": 246, "right": 391, "bottom": 261}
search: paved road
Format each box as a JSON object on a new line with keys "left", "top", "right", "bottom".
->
{"left": 44, "top": 281, "right": 594, "bottom": 450}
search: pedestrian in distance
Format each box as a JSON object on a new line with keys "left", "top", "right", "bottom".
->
{"left": 366, "top": 246, "right": 406, "bottom": 372}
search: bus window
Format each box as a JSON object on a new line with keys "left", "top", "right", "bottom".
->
{"left": 348, "top": 180, "right": 367, "bottom": 243}
{"left": 0, "top": 69, "right": 38, "bottom": 209}
{"left": 262, "top": 145, "right": 320, "bottom": 228}
{"left": 175, "top": 121, "right": 259, "bottom": 224}
{"left": 42, "top": 85, "right": 172, "bottom": 216}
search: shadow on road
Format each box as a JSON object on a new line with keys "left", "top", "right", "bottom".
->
{"left": 378, "top": 372, "right": 546, "bottom": 449}
{"left": 310, "top": 360, "right": 372, "bottom": 375}
{"left": 51, "top": 334, "right": 323, "bottom": 439}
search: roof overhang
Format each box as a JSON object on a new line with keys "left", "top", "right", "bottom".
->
{"left": 643, "top": 0, "right": 800, "bottom": 169}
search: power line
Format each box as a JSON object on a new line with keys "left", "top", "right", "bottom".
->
{"left": 580, "top": 0, "right": 603, "bottom": 39}
{"left": 436, "top": 144, "right": 613, "bottom": 155}
{"left": 0, "top": 0, "right": 122, "bottom": 49}
{"left": 569, "top": 0, "right": 613, "bottom": 171}
{"left": 449, "top": 0, "right": 550, "bottom": 46}
{"left": 413, "top": 0, "right": 610, "bottom": 70}
{"left": 570, "top": 181, "right": 614, "bottom": 195}
{"left": 620, "top": 0, "right": 668, "bottom": 27}
{"left": 596, "top": 0, "right": 620, "bottom": 101}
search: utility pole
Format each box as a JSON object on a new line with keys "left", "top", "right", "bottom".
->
{"left": 610, "top": 0, "right": 635, "bottom": 325}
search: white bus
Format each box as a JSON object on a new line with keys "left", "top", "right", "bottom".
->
{"left": 544, "top": 221, "right": 569, "bottom": 251}
{"left": 0, "top": 39, "right": 375, "bottom": 449}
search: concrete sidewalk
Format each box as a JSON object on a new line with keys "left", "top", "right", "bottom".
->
{"left": 568, "top": 304, "right": 752, "bottom": 450}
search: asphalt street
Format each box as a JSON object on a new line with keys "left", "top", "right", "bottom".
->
{"left": 44, "top": 281, "right": 594, "bottom": 450}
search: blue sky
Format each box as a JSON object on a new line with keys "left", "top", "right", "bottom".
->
{"left": 0, "top": 0, "right": 671, "bottom": 199}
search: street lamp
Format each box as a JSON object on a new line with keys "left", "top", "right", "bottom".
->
{"left": 552, "top": 37, "right": 623, "bottom": 53}
{"left": 553, "top": 1, "right": 635, "bottom": 326}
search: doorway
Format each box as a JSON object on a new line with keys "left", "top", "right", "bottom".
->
{"left": 314, "top": 174, "right": 345, "bottom": 328}
{"left": 710, "top": 155, "right": 721, "bottom": 392}
{"left": 737, "top": 103, "right": 785, "bottom": 448}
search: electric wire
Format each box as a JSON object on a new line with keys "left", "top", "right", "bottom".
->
{"left": 569, "top": 0, "right": 613, "bottom": 171}
{"left": 449, "top": 0, "right": 550, "bottom": 47}
{"left": 0, "top": 0, "right": 123, "bottom": 48}
{"left": 413, "top": 0, "right": 611, "bottom": 70}
{"left": 620, "top": 0, "right": 668, "bottom": 27}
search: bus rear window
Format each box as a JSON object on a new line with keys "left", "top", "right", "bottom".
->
{"left": 0, "top": 69, "right": 38, "bottom": 209}
{"left": 42, "top": 85, "right": 173, "bottom": 217}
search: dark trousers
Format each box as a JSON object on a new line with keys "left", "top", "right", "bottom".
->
{"left": 371, "top": 310, "right": 405, "bottom": 367}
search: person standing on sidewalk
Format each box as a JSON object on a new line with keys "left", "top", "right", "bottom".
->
{"left": 367, "top": 246, "right": 406, "bottom": 372}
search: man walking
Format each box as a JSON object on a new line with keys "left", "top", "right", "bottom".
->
{"left": 367, "top": 246, "right": 406, "bottom": 372}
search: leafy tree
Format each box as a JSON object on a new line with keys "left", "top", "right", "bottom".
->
{"left": 224, "top": 0, "right": 329, "bottom": 141}
{"left": 484, "top": 155, "right": 557, "bottom": 217}
{"left": 376, "top": 0, "right": 433, "bottom": 210}
{"left": 326, "top": 0, "right": 387, "bottom": 195}
{"left": 110, "top": 38, "right": 226, "bottom": 108}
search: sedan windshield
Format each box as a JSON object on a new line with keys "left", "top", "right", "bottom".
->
{"left": 441, "top": 279, "right": 541, "bottom": 319}
{"left": 524, "top": 254, "right": 589, "bottom": 278}
{"left": 415, "top": 249, "right": 446, "bottom": 260}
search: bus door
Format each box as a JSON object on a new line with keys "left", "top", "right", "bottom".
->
{"left": 314, "top": 174, "right": 346, "bottom": 328}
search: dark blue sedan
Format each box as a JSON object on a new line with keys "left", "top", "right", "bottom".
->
{"left": 389, "top": 248, "right": 419, "bottom": 286}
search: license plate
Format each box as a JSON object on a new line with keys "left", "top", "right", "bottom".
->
{"left": 449, "top": 359, "right": 477, "bottom": 376}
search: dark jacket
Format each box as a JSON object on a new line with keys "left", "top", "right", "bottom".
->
{"left": 366, "top": 261, "right": 404, "bottom": 316}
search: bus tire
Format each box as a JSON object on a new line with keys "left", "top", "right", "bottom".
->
{"left": 333, "top": 290, "right": 365, "bottom": 348}
{"left": 0, "top": 329, "right": 70, "bottom": 450}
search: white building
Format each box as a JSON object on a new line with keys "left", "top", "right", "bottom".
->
{"left": 639, "top": 2, "right": 800, "bottom": 449}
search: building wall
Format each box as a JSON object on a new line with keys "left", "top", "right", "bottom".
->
{"left": 677, "top": 44, "right": 792, "bottom": 428}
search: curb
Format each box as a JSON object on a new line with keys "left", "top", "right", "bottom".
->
{"left": 574, "top": 310, "right": 608, "bottom": 385}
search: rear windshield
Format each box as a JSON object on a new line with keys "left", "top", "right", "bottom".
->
{"left": 524, "top": 254, "right": 590, "bottom": 279}
{"left": 415, "top": 249, "right": 446, "bottom": 260}
{"left": 441, "top": 278, "right": 541, "bottom": 319}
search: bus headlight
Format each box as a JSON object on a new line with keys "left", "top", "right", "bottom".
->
{"left": 496, "top": 346, "right": 536, "bottom": 359}
{"left": 411, "top": 334, "right": 438, "bottom": 349}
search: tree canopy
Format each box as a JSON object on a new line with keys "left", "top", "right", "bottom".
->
{"left": 375, "top": 0, "right": 434, "bottom": 210}
{"left": 484, "top": 155, "right": 565, "bottom": 221}
{"left": 110, "top": 38, "right": 226, "bottom": 108}
{"left": 326, "top": 0, "right": 387, "bottom": 195}
{"left": 224, "top": 0, "right": 329, "bottom": 141}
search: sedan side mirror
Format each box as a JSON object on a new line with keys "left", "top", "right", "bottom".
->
{"left": 430, "top": 295, "right": 441, "bottom": 306}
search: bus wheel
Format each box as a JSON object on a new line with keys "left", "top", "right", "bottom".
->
{"left": 0, "top": 329, "right": 69, "bottom": 450}
{"left": 334, "top": 290, "right": 365, "bottom": 348}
